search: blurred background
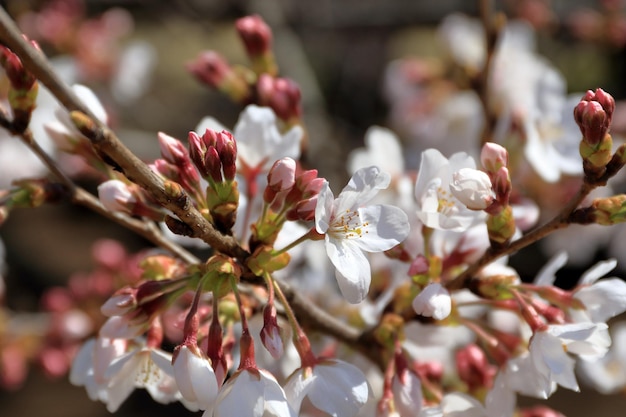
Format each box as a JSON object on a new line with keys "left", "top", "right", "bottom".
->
{"left": 0, "top": 0, "right": 625, "bottom": 416}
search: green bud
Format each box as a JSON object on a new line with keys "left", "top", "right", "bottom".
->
{"left": 246, "top": 245, "right": 290, "bottom": 275}
{"left": 590, "top": 195, "right": 626, "bottom": 225}
{"left": 487, "top": 205, "right": 515, "bottom": 245}
{"left": 204, "top": 254, "right": 242, "bottom": 298}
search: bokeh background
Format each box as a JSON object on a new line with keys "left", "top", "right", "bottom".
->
{"left": 1, "top": 0, "right": 626, "bottom": 416}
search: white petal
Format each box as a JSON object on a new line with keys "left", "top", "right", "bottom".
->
{"left": 533, "top": 251, "right": 567, "bottom": 286}
{"left": 315, "top": 181, "right": 334, "bottom": 234}
{"left": 307, "top": 360, "right": 370, "bottom": 417}
{"left": 355, "top": 205, "right": 410, "bottom": 252}
{"left": 326, "top": 238, "right": 371, "bottom": 303}
{"left": 335, "top": 166, "right": 391, "bottom": 212}
{"left": 579, "top": 259, "right": 618, "bottom": 285}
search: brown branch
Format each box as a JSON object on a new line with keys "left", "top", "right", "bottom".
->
{"left": 18, "top": 129, "right": 200, "bottom": 265}
{"left": 477, "top": 0, "right": 502, "bottom": 146}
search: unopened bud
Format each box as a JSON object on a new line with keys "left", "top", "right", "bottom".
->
{"left": 260, "top": 304, "right": 284, "bottom": 359}
{"left": 247, "top": 245, "right": 290, "bottom": 275}
{"left": 449, "top": 168, "right": 494, "bottom": 210}
{"left": 267, "top": 157, "right": 296, "bottom": 194}
{"left": 589, "top": 194, "right": 626, "bottom": 225}
{"left": 215, "top": 130, "right": 237, "bottom": 181}
{"left": 412, "top": 282, "right": 452, "bottom": 320}
{"left": 158, "top": 132, "right": 189, "bottom": 166}
{"left": 97, "top": 179, "right": 136, "bottom": 214}
{"left": 408, "top": 254, "right": 429, "bottom": 277}
{"left": 480, "top": 142, "right": 508, "bottom": 174}
{"left": 186, "top": 51, "right": 250, "bottom": 102}
{"left": 235, "top": 15, "right": 277, "bottom": 76}
{"left": 257, "top": 74, "right": 302, "bottom": 121}
{"left": 456, "top": 344, "right": 496, "bottom": 391}
{"left": 574, "top": 88, "right": 615, "bottom": 146}
{"left": 487, "top": 205, "right": 515, "bottom": 245}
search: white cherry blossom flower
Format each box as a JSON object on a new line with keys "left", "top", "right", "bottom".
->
{"left": 284, "top": 359, "right": 370, "bottom": 417}
{"left": 392, "top": 367, "right": 423, "bottom": 417}
{"left": 207, "top": 368, "right": 295, "bottom": 417}
{"left": 578, "top": 321, "right": 626, "bottom": 394}
{"left": 103, "top": 341, "right": 181, "bottom": 412}
{"left": 415, "top": 149, "right": 485, "bottom": 232}
{"left": 526, "top": 322, "right": 610, "bottom": 398}
{"left": 315, "top": 166, "right": 410, "bottom": 303}
{"left": 412, "top": 283, "right": 452, "bottom": 320}
{"left": 348, "top": 126, "right": 404, "bottom": 176}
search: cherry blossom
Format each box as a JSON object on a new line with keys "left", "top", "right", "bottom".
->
{"left": 415, "top": 149, "right": 485, "bottom": 231}
{"left": 412, "top": 282, "right": 452, "bottom": 320}
{"left": 315, "top": 166, "right": 410, "bottom": 303}
{"left": 284, "top": 358, "right": 370, "bottom": 417}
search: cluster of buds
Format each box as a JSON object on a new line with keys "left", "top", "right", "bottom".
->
{"left": 187, "top": 15, "right": 302, "bottom": 125}
{"left": 574, "top": 88, "right": 616, "bottom": 179}
{"left": 250, "top": 157, "right": 323, "bottom": 248}
{"left": 0, "top": 43, "right": 39, "bottom": 132}
{"left": 188, "top": 129, "right": 239, "bottom": 233}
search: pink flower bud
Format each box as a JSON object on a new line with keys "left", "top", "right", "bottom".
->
{"left": 286, "top": 195, "right": 318, "bottom": 221}
{"left": 260, "top": 304, "right": 283, "bottom": 359}
{"left": 257, "top": 74, "right": 302, "bottom": 121}
{"left": 0, "top": 45, "right": 36, "bottom": 90}
{"left": 574, "top": 88, "right": 615, "bottom": 145}
{"left": 408, "top": 254, "right": 429, "bottom": 276}
{"left": 268, "top": 157, "right": 297, "bottom": 192}
{"left": 455, "top": 344, "right": 496, "bottom": 391}
{"left": 97, "top": 180, "right": 136, "bottom": 214}
{"left": 480, "top": 142, "right": 508, "bottom": 174}
{"left": 101, "top": 287, "right": 137, "bottom": 316}
{"left": 186, "top": 51, "right": 231, "bottom": 88}
{"left": 215, "top": 130, "right": 237, "bottom": 181}
{"left": 493, "top": 167, "right": 512, "bottom": 204}
{"left": 235, "top": 15, "right": 273, "bottom": 57}
{"left": 158, "top": 132, "right": 189, "bottom": 166}
{"left": 519, "top": 406, "right": 566, "bottom": 417}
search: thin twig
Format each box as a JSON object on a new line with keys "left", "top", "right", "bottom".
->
{"left": 447, "top": 181, "right": 595, "bottom": 290}
{"left": 477, "top": 0, "right": 500, "bottom": 146}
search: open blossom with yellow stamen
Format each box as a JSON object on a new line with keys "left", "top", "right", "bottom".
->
{"left": 415, "top": 149, "right": 486, "bottom": 231}
{"left": 315, "top": 166, "right": 410, "bottom": 303}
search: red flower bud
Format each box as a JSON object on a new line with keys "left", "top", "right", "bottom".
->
{"left": 236, "top": 15, "right": 273, "bottom": 57}
{"left": 574, "top": 88, "right": 615, "bottom": 146}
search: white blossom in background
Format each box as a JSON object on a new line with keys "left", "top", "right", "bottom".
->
{"left": 578, "top": 321, "right": 626, "bottom": 394}
{"left": 414, "top": 149, "right": 485, "bottom": 231}
{"left": 348, "top": 126, "right": 405, "bottom": 177}
{"left": 412, "top": 282, "right": 452, "bottom": 320}
{"left": 315, "top": 166, "right": 410, "bottom": 303}
{"left": 284, "top": 359, "right": 370, "bottom": 417}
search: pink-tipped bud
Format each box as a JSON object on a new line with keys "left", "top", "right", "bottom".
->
{"left": 480, "top": 142, "right": 509, "bottom": 174}
{"left": 215, "top": 130, "right": 237, "bottom": 181}
{"left": 97, "top": 180, "right": 136, "bottom": 214}
{"left": 235, "top": 15, "right": 273, "bottom": 57}
{"left": 0, "top": 45, "right": 36, "bottom": 90}
{"left": 158, "top": 132, "right": 189, "bottom": 166}
{"left": 268, "top": 158, "right": 297, "bottom": 193}
{"left": 260, "top": 304, "right": 284, "bottom": 359}
{"left": 455, "top": 344, "right": 496, "bottom": 391}
{"left": 101, "top": 287, "right": 137, "bottom": 317}
{"left": 257, "top": 74, "right": 302, "bottom": 121}
{"left": 187, "top": 51, "right": 232, "bottom": 89}
{"left": 187, "top": 51, "right": 250, "bottom": 102}
{"left": 151, "top": 159, "right": 180, "bottom": 182}
{"left": 408, "top": 254, "right": 429, "bottom": 276}
{"left": 493, "top": 167, "right": 512, "bottom": 205}
{"left": 286, "top": 195, "right": 318, "bottom": 221}
{"left": 574, "top": 88, "right": 615, "bottom": 146}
